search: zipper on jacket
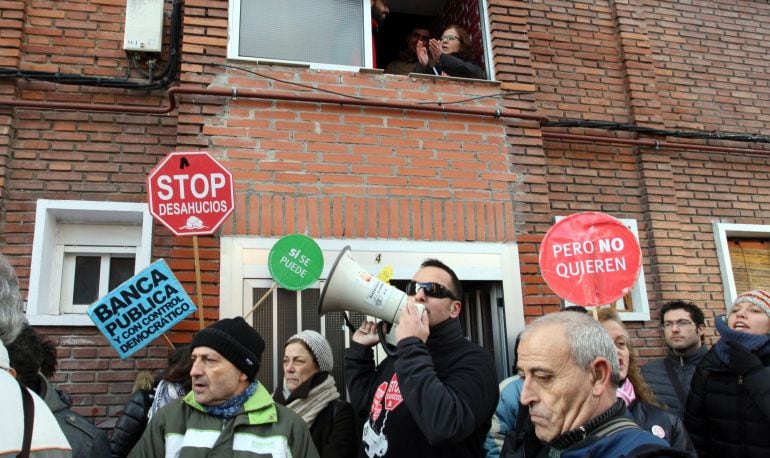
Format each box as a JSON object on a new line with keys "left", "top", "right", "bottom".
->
{"left": 738, "top": 374, "right": 746, "bottom": 457}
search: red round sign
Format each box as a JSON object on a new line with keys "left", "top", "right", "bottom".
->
{"left": 147, "top": 152, "right": 234, "bottom": 236}
{"left": 538, "top": 212, "right": 642, "bottom": 307}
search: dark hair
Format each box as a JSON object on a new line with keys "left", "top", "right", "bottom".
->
{"left": 163, "top": 344, "right": 192, "bottom": 391}
{"left": 444, "top": 24, "right": 474, "bottom": 60}
{"left": 564, "top": 305, "right": 589, "bottom": 314}
{"left": 659, "top": 300, "right": 705, "bottom": 327}
{"left": 39, "top": 337, "right": 58, "bottom": 378}
{"left": 7, "top": 325, "right": 44, "bottom": 392}
{"left": 420, "top": 258, "right": 463, "bottom": 300}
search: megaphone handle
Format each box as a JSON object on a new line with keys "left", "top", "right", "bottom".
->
{"left": 342, "top": 312, "right": 356, "bottom": 333}
{"left": 376, "top": 321, "right": 399, "bottom": 358}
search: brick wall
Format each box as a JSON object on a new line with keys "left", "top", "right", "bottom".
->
{"left": 513, "top": 0, "right": 770, "bottom": 353}
{"left": 0, "top": 0, "right": 769, "bottom": 427}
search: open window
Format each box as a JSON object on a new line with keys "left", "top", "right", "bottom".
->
{"left": 228, "top": 0, "right": 493, "bottom": 78}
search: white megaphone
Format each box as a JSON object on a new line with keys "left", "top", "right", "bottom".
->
{"left": 318, "top": 246, "right": 424, "bottom": 355}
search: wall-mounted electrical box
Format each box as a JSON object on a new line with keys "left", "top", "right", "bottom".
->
{"left": 123, "top": 0, "right": 164, "bottom": 52}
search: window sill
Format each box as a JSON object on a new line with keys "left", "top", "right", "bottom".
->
{"left": 26, "top": 314, "right": 96, "bottom": 327}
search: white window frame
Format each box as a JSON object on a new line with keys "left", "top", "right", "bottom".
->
{"left": 713, "top": 222, "right": 770, "bottom": 311}
{"left": 558, "top": 217, "right": 651, "bottom": 321}
{"left": 60, "top": 248, "right": 137, "bottom": 314}
{"left": 221, "top": 237, "right": 524, "bottom": 371}
{"left": 27, "top": 200, "right": 153, "bottom": 326}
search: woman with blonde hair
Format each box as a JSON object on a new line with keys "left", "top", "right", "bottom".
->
{"left": 597, "top": 307, "right": 695, "bottom": 456}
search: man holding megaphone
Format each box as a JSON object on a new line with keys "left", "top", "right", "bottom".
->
{"left": 344, "top": 259, "right": 499, "bottom": 458}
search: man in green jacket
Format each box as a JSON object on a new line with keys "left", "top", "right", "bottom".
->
{"left": 129, "top": 317, "right": 319, "bottom": 457}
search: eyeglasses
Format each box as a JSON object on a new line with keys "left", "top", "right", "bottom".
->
{"left": 441, "top": 35, "right": 461, "bottom": 42}
{"left": 411, "top": 32, "right": 430, "bottom": 41}
{"left": 405, "top": 281, "right": 459, "bottom": 300}
{"left": 663, "top": 319, "right": 695, "bottom": 329}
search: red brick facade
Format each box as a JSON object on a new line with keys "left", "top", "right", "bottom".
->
{"left": 1, "top": 0, "right": 769, "bottom": 426}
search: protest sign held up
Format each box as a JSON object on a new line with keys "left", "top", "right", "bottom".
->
{"left": 87, "top": 259, "right": 196, "bottom": 358}
{"left": 245, "top": 234, "right": 324, "bottom": 319}
{"left": 539, "top": 212, "right": 642, "bottom": 307}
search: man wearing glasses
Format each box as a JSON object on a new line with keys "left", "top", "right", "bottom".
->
{"left": 345, "top": 259, "right": 498, "bottom": 458}
{"left": 641, "top": 300, "right": 708, "bottom": 419}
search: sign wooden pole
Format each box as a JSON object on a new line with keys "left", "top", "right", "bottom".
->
{"left": 244, "top": 283, "right": 278, "bottom": 320}
{"left": 162, "top": 333, "right": 176, "bottom": 349}
{"left": 193, "top": 236, "right": 204, "bottom": 331}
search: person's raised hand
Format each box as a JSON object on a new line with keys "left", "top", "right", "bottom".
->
{"left": 416, "top": 40, "right": 430, "bottom": 67}
{"left": 352, "top": 320, "right": 380, "bottom": 347}
{"left": 428, "top": 38, "right": 443, "bottom": 59}
{"left": 395, "top": 303, "right": 429, "bottom": 343}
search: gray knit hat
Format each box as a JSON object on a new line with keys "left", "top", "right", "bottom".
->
{"left": 286, "top": 330, "right": 334, "bottom": 373}
{"left": 730, "top": 290, "right": 770, "bottom": 320}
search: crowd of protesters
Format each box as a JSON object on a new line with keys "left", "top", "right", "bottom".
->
{"left": 1, "top": 248, "right": 769, "bottom": 457}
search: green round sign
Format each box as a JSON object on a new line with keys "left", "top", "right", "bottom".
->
{"left": 268, "top": 234, "right": 324, "bottom": 291}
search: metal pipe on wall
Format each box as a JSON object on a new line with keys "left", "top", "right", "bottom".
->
{"left": 0, "top": 86, "right": 767, "bottom": 155}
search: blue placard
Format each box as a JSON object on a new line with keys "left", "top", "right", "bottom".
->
{"left": 87, "top": 259, "right": 196, "bottom": 359}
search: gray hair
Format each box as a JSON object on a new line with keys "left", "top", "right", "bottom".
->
{"left": 521, "top": 311, "right": 621, "bottom": 386}
{"left": 0, "top": 253, "right": 26, "bottom": 345}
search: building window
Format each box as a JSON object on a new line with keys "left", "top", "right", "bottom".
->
{"left": 221, "top": 237, "right": 524, "bottom": 383}
{"left": 61, "top": 251, "right": 136, "bottom": 314}
{"left": 714, "top": 222, "right": 770, "bottom": 310}
{"left": 27, "top": 200, "right": 153, "bottom": 326}
{"left": 228, "top": 0, "right": 493, "bottom": 77}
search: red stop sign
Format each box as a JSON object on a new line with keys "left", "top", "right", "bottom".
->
{"left": 538, "top": 212, "right": 642, "bottom": 307}
{"left": 147, "top": 152, "right": 234, "bottom": 236}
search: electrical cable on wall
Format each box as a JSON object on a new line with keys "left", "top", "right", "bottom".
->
{"left": 0, "top": 0, "right": 182, "bottom": 90}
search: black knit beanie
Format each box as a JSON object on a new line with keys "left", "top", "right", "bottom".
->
{"left": 191, "top": 317, "right": 265, "bottom": 381}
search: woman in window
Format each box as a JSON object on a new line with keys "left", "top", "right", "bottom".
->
{"left": 597, "top": 308, "right": 696, "bottom": 456}
{"left": 273, "top": 330, "right": 357, "bottom": 458}
{"left": 415, "top": 24, "right": 484, "bottom": 79}
{"left": 685, "top": 290, "right": 770, "bottom": 457}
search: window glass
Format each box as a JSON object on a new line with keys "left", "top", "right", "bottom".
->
{"left": 727, "top": 239, "right": 770, "bottom": 292}
{"left": 238, "top": 0, "right": 365, "bottom": 66}
{"left": 109, "top": 257, "right": 136, "bottom": 290}
{"left": 73, "top": 256, "right": 101, "bottom": 305}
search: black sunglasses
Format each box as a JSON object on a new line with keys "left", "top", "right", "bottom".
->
{"left": 405, "top": 281, "right": 459, "bottom": 300}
